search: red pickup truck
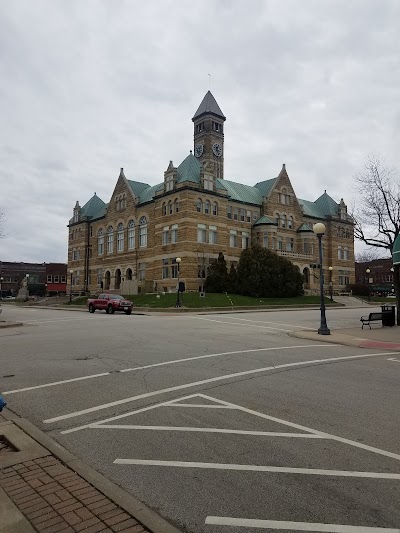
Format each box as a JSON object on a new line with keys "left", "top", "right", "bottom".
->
{"left": 87, "top": 294, "right": 133, "bottom": 315}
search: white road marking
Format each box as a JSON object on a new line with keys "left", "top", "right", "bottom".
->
{"left": 5, "top": 344, "right": 327, "bottom": 395}
{"left": 205, "top": 516, "right": 400, "bottom": 532}
{"left": 49, "top": 351, "right": 392, "bottom": 427}
{"left": 388, "top": 358, "right": 400, "bottom": 363}
{"left": 24, "top": 317, "right": 93, "bottom": 324}
{"left": 196, "top": 393, "right": 400, "bottom": 462}
{"left": 113, "top": 459, "right": 400, "bottom": 479}
{"left": 165, "top": 404, "right": 235, "bottom": 408}
{"left": 189, "top": 316, "right": 293, "bottom": 332}
{"left": 204, "top": 315, "right": 315, "bottom": 330}
{"left": 94, "top": 425, "right": 327, "bottom": 437}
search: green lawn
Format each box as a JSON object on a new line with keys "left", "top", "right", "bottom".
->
{"left": 366, "top": 296, "right": 397, "bottom": 303}
{"left": 67, "top": 293, "right": 333, "bottom": 309}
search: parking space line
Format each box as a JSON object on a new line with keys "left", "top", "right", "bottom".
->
{"left": 5, "top": 344, "right": 328, "bottom": 395}
{"left": 189, "top": 316, "right": 293, "bottom": 332}
{"left": 113, "top": 459, "right": 400, "bottom": 479}
{"left": 166, "top": 404, "right": 235, "bottom": 408}
{"left": 204, "top": 315, "right": 315, "bottom": 330}
{"left": 388, "top": 358, "right": 400, "bottom": 363}
{"left": 94, "top": 425, "right": 327, "bottom": 437}
{"left": 50, "top": 351, "right": 391, "bottom": 429}
{"left": 205, "top": 516, "right": 400, "bottom": 531}
{"left": 196, "top": 394, "right": 400, "bottom": 462}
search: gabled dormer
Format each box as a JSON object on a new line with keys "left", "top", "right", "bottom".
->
{"left": 73, "top": 201, "right": 81, "bottom": 223}
{"left": 164, "top": 160, "right": 177, "bottom": 192}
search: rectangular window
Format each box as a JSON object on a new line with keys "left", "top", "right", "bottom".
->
{"left": 240, "top": 209, "right": 245, "bottom": 222}
{"left": 197, "top": 224, "right": 207, "bottom": 243}
{"left": 138, "top": 263, "right": 146, "bottom": 281}
{"left": 338, "top": 270, "right": 350, "bottom": 286}
{"left": 242, "top": 231, "right": 249, "bottom": 249}
{"left": 212, "top": 203, "right": 218, "bottom": 216}
{"left": 54, "top": 275, "right": 59, "bottom": 283}
{"left": 233, "top": 208, "right": 238, "bottom": 221}
{"left": 61, "top": 275, "right": 66, "bottom": 283}
{"left": 162, "top": 259, "right": 169, "bottom": 279}
{"left": 162, "top": 227, "right": 169, "bottom": 245}
{"left": 140, "top": 226, "right": 147, "bottom": 247}
{"left": 98, "top": 236, "right": 104, "bottom": 255}
{"left": 209, "top": 225, "right": 217, "bottom": 244}
{"left": 338, "top": 246, "right": 342, "bottom": 260}
{"left": 107, "top": 234, "right": 113, "bottom": 254}
{"left": 246, "top": 210, "right": 251, "bottom": 223}
{"left": 117, "top": 232, "right": 124, "bottom": 252}
{"left": 227, "top": 206, "right": 232, "bottom": 219}
{"left": 278, "top": 236, "right": 283, "bottom": 250}
{"left": 128, "top": 228, "right": 135, "bottom": 249}
{"left": 263, "top": 234, "right": 268, "bottom": 248}
{"left": 171, "top": 258, "right": 178, "bottom": 279}
{"left": 165, "top": 175, "right": 174, "bottom": 192}
{"left": 47, "top": 275, "right": 52, "bottom": 282}
{"left": 171, "top": 224, "right": 178, "bottom": 243}
{"left": 230, "top": 230, "right": 237, "bottom": 247}
{"left": 97, "top": 269, "right": 103, "bottom": 286}
{"left": 286, "top": 238, "right": 294, "bottom": 252}
{"left": 204, "top": 176, "right": 214, "bottom": 190}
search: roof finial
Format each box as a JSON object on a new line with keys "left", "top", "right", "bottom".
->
{"left": 208, "top": 73, "right": 211, "bottom": 89}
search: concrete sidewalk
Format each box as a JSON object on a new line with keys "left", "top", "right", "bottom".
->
{"left": 0, "top": 413, "right": 181, "bottom": 533}
{"left": 292, "top": 324, "right": 400, "bottom": 351}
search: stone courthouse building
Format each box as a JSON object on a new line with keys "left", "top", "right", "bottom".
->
{"left": 67, "top": 91, "right": 354, "bottom": 295}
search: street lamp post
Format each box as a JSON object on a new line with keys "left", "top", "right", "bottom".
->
{"left": 328, "top": 266, "right": 333, "bottom": 301}
{"left": 366, "top": 268, "right": 371, "bottom": 301}
{"left": 313, "top": 223, "right": 330, "bottom": 335}
{"left": 0, "top": 276, "right": 3, "bottom": 299}
{"left": 175, "top": 257, "right": 182, "bottom": 308}
{"left": 26, "top": 274, "right": 29, "bottom": 301}
{"left": 69, "top": 269, "right": 73, "bottom": 303}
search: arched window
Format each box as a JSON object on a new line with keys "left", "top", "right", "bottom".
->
{"left": 288, "top": 216, "right": 293, "bottom": 229}
{"left": 204, "top": 200, "right": 210, "bottom": 215}
{"left": 122, "top": 193, "right": 126, "bottom": 209}
{"left": 168, "top": 201, "right": 173, "bottom": 215}
{"left": 128, "top": 220, "right": 135, "bottom": 249}
{"left": 117, "top": 223, "right": 124, "bottom": 252}
{"left": 174, "top": 199, "right": 179, "bottom": 213}
{"left": 281, "top": 214, "right": 287, "bottom": 228}
{"left": 139, "top": 216, "right": 148, "bottom": 248}
{"left": 115, "top": 196, "right": 120, "bottom": 211}
{"left": 107, "top": 226, "right": 114, "bottom": 254}
{"left": 126, "top": 268, "right": 133, "bottom": 281}
{"left": 213, "top": 202, "right": 218, "bottom": 216}
{"left": 98, "top": 229, "right": 104, "bottom": 255}
{"left": 275, "top": 213, "right": 280, "bottom": 226}
{"left": 162, "top": 203, "right": 166, "bottom": 216}
{"left": 196, "top": 199, "right": 202, "bottom": 213}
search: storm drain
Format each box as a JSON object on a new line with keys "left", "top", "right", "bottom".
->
{"left": 0, "top": 436, "right": 18, "bottom": 455}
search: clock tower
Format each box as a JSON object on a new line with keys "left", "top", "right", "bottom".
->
{"left": 192, "top": 91, "right": 226, "bottom": 179}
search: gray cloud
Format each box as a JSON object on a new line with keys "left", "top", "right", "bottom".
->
{"left": 0, "top": 0, "right": 399, "bottom": 261}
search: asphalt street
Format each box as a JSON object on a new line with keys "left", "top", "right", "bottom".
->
{"left": 1, "top": 304, "right": 399, "bottom": 533}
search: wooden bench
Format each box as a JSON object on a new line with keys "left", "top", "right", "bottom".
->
{"left": 360, "top": 312, "right": 382, "bottom": 329}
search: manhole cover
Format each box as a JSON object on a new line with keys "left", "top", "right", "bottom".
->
{"left": 0, "top": 436, "right": 18, "bottom": 455}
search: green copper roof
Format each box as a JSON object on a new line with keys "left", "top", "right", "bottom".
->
{"left": 314, "top": 191, "right": 338, "bottom": 216}
{"left": 192, "top": 90, "right": 225, "bottom": 121}
{"left": 298, "top": 198, "right": 326, "bottom": 219}
{"left": 127, "top": 180, "right": 151, "bottom": 199}
{"left": 139, "top": 183, "right": 163, "bottom": 204}
{"left": 254, "top": 178, "right": 276, "bottom": 197}
{"left": 177, "top": 153, "right": 201, "bottom": 184}
{"left": 297, "top": 222, "right": 314, "bottom": 232}
{"left": 393, "top": 234, "right": 400, "bottom": 265}
{"left": 216, "top": 178, "right": 263, "bottom": 205}
{"left": 81, "top": 194, "right": 106, "bottom": 219}
{"left": 253, "top": 215, "right": 276, "bottom": 226}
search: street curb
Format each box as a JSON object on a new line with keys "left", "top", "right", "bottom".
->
{"left": 2, "top": 411, "right": 183, "bottom": 533}
{"left": 290, "top": 330, "right": 400, "bottom": 351}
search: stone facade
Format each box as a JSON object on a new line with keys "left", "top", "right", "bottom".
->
{"left": 67, "top": 92, "right": 355, "bottom": 296}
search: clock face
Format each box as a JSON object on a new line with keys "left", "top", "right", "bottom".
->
{"left": 195, "top": 144, "right": 204, "bottom": 158}
{"left": 212, "top": 142, "right": 222, "bottom": 157}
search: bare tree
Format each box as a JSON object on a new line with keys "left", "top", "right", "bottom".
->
{"left": 352, "top": 155, "right": 400, "bottom": 321}
{"left": 355, "top": 248, "right": 385, "bottom": 263}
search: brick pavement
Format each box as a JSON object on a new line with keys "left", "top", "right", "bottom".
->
{"left": 0, "top": 455, "right": 149, "bottom": 532}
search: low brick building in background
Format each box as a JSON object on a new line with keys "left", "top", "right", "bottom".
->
{"left": 0, "top": 262, "right": 67, "bottom": 296}
{"left": 355, "top": 258, "right": 394, "bottom": 295}
{"left": 67, "top": 91, "right": 355, "bottom": 295}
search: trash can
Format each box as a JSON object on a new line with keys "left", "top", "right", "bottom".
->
{"left": 381, "top": 305, "right": 395, "bottom": 327}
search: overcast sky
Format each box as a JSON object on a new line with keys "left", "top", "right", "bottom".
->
{"left": 1, "top": 0, "right": 399, "bottom": 263}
